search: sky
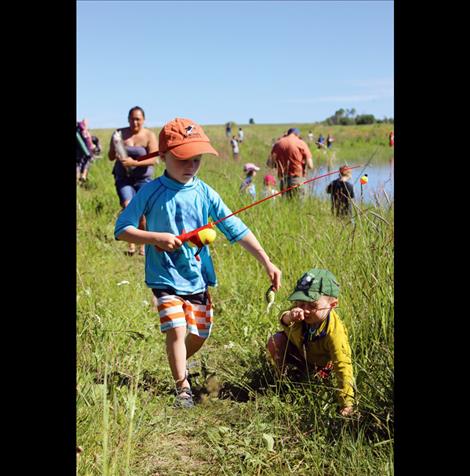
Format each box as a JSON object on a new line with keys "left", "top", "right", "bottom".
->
{"left": 77, "top": 0, "right": 393, "bottom": 129}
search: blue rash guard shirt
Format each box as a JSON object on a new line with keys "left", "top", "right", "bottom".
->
{"left": 114, "top": 172, "right": 250, "bottom": 294}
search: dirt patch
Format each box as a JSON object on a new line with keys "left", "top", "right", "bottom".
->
{"left": 136, "top": 429, "right": 213, "bottom": 476}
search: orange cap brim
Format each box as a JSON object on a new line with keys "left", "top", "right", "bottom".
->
{"left": 169, "top": 141, "right": 219, "bottom": 160}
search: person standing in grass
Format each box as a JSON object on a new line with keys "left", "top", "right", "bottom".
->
{"left": 326, "top": 165, "right": 355, "bottom": 218}
{"left": 240, "top": 163, "right": 260, "bottom": 200}
{"left": 76, "top": 119, "right": 97, "bottom": 184}
{"left": 230, "top": 135, "right": 240, "bottom": 160}
{"left": 237, "top": 127, "right": 244, "bottom": 143}
{"left": 114, "top": 118, "right": 282, "bottom": 409}
{"left": 267, "top": 268, "right": 355, "bottom": 416}
{"left": 326, "top": 133, "right": 335, "bottom": 149}
{"left": 108, "top": 106, "right": 159, "bottom": 256}
{"left": 262, "top": 174, "right": 278, "bottom": 198}
{"left": 270, "top": 127, "right": 313, "bottom": 198}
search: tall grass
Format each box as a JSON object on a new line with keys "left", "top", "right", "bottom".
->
{"left": 77, "top": 123, "right": 393, "bottom": 475}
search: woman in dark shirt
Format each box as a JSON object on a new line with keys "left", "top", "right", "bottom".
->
{"left": 108, "top": 106, "right": 159, "bottom": 255}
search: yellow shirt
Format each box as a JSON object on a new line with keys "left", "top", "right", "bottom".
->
{"left": 280, "top": 309, "right": 355, "bottom": 407}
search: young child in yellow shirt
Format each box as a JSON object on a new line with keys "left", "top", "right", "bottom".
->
{"left": 267, "top": 268, "right": 355, "bottom": 416}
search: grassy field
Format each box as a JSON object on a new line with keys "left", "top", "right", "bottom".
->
{"left": 77, "top": 123, "right": 394, "bottom": 475}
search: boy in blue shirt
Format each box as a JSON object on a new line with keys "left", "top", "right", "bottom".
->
{"left": 115, "top": 118, "right": 282, "bottom": 408}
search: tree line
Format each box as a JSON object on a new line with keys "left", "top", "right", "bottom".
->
{"left": 323, "top": 108, "right": 394, "bottom": 126}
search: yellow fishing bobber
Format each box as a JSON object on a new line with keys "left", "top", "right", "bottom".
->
{"left": 187, "top": 228, "right": 217, "bottom": 247}
{"left": 360, "top": 174, "right": 369, "bottom": 185}
{"left": 198, "top": 228, "right": 217, "bottom": 245}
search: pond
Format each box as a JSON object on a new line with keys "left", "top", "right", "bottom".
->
{"left": 306, "top": 159, "right": 394, "bottom": 207}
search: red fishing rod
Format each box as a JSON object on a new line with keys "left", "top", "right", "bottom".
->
{"left": 158, "top": 165, "right": 361, "bottom": 259}
{"left": 135, "top": 150, "right": 160, "bottom": 161}
{"left": 213, "top": 165, "right": 361, "bottom": 226}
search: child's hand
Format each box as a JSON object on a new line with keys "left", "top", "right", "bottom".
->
{"left": 154, "top": 233, "right": 183, "bottom": 252}
{"left": 289, "top": 307, "right": 306, "bottom": 322}
{"left": 339, "top": 406, "right": 354, "bottom": 417}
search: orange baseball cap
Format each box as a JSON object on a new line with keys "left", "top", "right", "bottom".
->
{"left": 158, "top": 118, "right": 219, "bottom": 160}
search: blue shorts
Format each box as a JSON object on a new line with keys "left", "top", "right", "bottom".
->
{"left": 115, "top": 177, "right": 152, "bottom": 205}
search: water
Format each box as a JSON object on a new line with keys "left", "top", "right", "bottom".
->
{"left": 306, "top": 160, "right": 394, "bottom": 207}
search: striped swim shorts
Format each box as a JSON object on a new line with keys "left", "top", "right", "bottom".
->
{"left": 152, "top": 289, "right": 213, "bottom": 339}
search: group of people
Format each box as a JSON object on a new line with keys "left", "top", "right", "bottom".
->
{"left": 306, "top": 131, "right": 334, "bottom": 150}
{"left": 108, "top": 113, "right": 355, "bottom": 415}
{"left": 265, "top": 127, "right": 355, "bottom": 218}
{"left": 238, "top": 162, "right": 278, "bottom": 201}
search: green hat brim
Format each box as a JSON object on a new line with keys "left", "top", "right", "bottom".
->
{"left": 287, "top": 290, "right": 322, "bottom": 302}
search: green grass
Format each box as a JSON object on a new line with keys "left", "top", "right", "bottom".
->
{"left": 77, "top": 123, "right": 393, "bottom": 475}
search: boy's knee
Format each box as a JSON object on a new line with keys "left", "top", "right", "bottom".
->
{"left": 267, "top": 332, "right": 287, "bottom": 359}
{"left": 266, "top": 336, "right": 276, "bottom": 357}
{"left": 187, "top": 333, "right": 206, "bottom": 345}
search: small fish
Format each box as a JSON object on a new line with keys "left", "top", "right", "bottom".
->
{"left": 265, "top": 285, "right": 276, "bottom": 313}
{"left": 112, "top": 130, "right": 135, "bottom": 176}
{"left": 111, "top": 130, "right": 128, "bottom": 160}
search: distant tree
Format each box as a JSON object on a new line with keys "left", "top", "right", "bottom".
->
{"left": 339, "top": 117, "right": 354, "bottom": 126}
{"left": 334, "top": 109, "right": 345, "bottom": 124}
{"left": 249, "top": 118, "right": 255, "bottom": 124}
{"left": 325, "top": 109, "right": 346, "bottom": 125}
{"left": 323, "top": 108, "right": 380, "bottom": 125}
{"left": 355, "top": 114, "right": 376, "bottom": 125}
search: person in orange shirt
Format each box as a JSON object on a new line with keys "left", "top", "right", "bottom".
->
{"left": 269, "top": 128, "right": 314, "bottom": 198}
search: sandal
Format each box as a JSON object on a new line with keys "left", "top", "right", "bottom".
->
{"left": 174, "top": 386, "right": 194, "bottom": 409}
{"left": 125, "top": 244, "right": 136, "bottom": 256}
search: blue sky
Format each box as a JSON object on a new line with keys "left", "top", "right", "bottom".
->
{"left": 77, "top": 0, "right": 393, "bottom": 128}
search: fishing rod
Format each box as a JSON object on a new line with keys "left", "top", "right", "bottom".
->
{"left": 135, "top": 150, "right": 160, "bottom": 161}
{"left": 214, "top": 165, "right": 361, "bottom": 226}
{"left": 159, "top": 165, "right": 361, "bottom": 259}
{"left": 353, "top": 147, "right": 379, "bottom": 186}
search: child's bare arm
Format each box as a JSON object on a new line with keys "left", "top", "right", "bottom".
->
{"left": 237, "top": 231, "right": 281, "bottom": 291}
{"left": 117, "top": 227, "right": 182, "bottom": 251}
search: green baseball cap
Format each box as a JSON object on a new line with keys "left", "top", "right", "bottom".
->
{"left": 287, "top": 269, "right": 340, "bottom": 302}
